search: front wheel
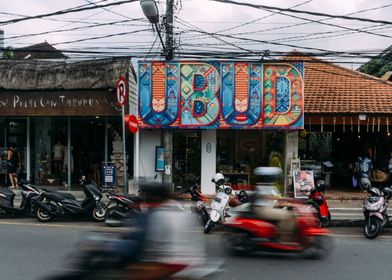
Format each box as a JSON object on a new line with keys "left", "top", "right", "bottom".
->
{"left": 319, "top": 211, "right": 332, "bottom": 228}
{"left": 204, "top": 219, "right": 215, "bottom": 234}
{"left": 36, "top": 206, "right": 54, "bottom": 222}
{"left": 92, "top": 203, "right": 107, "bottom": 222}
{"left": 303, "top": 235, "right": 333, "bottom": 259}
{"left": 364, "top": 216, "right": 381, "bottom": 239}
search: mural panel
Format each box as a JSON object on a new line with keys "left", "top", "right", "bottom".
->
{"left": 138, "top": 61, "right": 304, "bottom": 129}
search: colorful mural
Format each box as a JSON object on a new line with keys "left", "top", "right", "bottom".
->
{"left": 138, "top": 61, "right": 304, "bottom": 129}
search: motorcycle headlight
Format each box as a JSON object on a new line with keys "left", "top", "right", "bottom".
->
{"left": 196, "top": 201, "right": 205, "bottom": 209}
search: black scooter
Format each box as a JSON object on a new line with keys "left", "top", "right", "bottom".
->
{"left": 35, "top": 177, "right": 107, "bottom": 222}
{"left": 0, "top": 181, "right": 41, "bottom": 217}
{"left": 104, "top": 192, "right": 143, "bottom": 227}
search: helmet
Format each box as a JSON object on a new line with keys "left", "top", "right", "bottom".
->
{"left": 212, "top": 173, "right": 225, "bottom": 186}
{"left": 253, "top": 167, "right": 282, "bottom": 183}
{"left": 359, "top": 177, "right": 371, "bottom": 190}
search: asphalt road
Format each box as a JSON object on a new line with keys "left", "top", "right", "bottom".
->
{"left": 1, "top": 219, "right": 392, "bottom": 280}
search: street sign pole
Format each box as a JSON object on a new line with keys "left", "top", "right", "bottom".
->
{"left": 116, "top": 76, "right": 128, "bottom": 194}
{"left": 122, "top": 105, "right": 128, "bottom": 193}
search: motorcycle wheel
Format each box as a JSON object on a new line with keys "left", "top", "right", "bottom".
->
{"left": 92, "top": 203, "right": 107, "bottom": 222}
{"left": 36, "top": 204, "right": 55, "bottom": 222}
{"left": 224, "top": 231, "right": 252, "bottom": 256}
{"left": 364, "top": 216, "right": 381, "bottom": 239}
{"left": 105, "top": 206, "right": 125, "bottom": 227}
{"left": 204, "top": 219, "right": 215, "bottom": 234}
{"left": 319, "top": 211, "right": 332, "bottom": 228}
{"left": 303, "top": 235, "right": 332, "bottom": 259}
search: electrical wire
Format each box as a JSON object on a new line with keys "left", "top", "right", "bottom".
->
{"left": 208, "top": 0, "right": 392, "bottom": 25}
{"left": 0, "top": 0, "right": 138, "bottom": 26}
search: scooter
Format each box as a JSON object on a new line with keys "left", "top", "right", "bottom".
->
{"left": 306, "top": 179, "right": 331, "bottom": 227}
{"left": 204, "top": 173, "right": 237, "bottom": 234}
{"left": 35, "top": 177, "right": 107, "bottom": 222}
{"left": 0, "top": 180, "right": 41, "bottom": 217}
{"left": 223, "top": 167, "right": 332, "bottom": 259}
{"left": 180, "top": 181, "right": 209, "bottom": 225}
{"left": 104, "top": 192, "right": 143, "bottom": 227}
{"left": 363, "top": 185, "right": 392, "bottom": 239}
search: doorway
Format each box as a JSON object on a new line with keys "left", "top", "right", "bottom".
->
{"left": 173, "top": 131, "right": 201, "bottom": 188}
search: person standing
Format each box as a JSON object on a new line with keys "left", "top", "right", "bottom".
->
{"left": 7, "top": 143, "right": 19, "bottom": 189}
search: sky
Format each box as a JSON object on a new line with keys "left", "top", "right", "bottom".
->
{"left": 0, "top": 0, "right": 391, "bottom": 68}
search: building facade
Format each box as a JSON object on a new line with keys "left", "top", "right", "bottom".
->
{"left": 0, "top": 58, "right": 136, "bottom": 188}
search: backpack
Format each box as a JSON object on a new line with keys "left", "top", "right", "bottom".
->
{"left": 355, "top": 157, "right": 372, "bottom": 176}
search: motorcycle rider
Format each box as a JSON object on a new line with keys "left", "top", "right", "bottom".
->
{"left": 117, "top": 182, "right": 206, "bottom": 280}
{"left": 250, "top": 167, "right": 297, "bottom": 243}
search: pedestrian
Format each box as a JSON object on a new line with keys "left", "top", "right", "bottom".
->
{"left": 7, "top": 143, "right": 19, "bottom": 189}
{"left": 387, "top": 152, "right": 392, "bottom": 185}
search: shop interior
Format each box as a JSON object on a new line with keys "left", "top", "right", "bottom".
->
{"left": 298, "top": 126, "right": 392, "bottom": 189}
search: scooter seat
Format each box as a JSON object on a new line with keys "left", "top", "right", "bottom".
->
{"left": 45, "top": 191, "right": 76, "bottom": 201}
{"left": 0, "top": 189, "right": 16, "bottom": 196}
{"left": 123, "top": 194, "right": 142, "bottom": 203}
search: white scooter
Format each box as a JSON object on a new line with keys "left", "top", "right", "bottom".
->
{"left": 204, "top": 173, "right": 246, "bottom": 234}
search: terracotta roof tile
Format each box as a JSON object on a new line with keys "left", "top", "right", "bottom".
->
{"left": 284, "top": 55, "right": 392, "bottom": 114}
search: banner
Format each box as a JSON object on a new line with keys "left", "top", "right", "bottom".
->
{"left": 138, "top": 61, "right": 304, "bottom": 129}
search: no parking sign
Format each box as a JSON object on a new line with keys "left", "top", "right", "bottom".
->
{"left": 116, "top": 76, "right": 127, "bottom": 107}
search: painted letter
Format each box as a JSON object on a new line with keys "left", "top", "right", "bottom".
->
{"left": 138, "top": 62, "right": 179, "bottom": 127}
{"left": 179, "top": 63, "right": 220, "bottom": 127}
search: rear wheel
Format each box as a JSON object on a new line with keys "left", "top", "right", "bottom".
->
{"left": 36, "top": 202, "right": 56, "bottom": 222}
{"left": 92, "top": 203, "right": 107, "bottom": 222}
{"left": 364, "top": 216, "right": 381, "bottom": 239}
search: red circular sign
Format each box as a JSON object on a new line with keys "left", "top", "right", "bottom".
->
{"left": 116, "top": 76, "right": 127, "bottom": 106}
{"left": 127, "top": 115, "right": 138, "bottom": 134}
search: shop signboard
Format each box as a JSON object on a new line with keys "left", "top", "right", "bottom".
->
{"left": 293, "top": 170, "right": 315, "bottom": 199}
{"left": 138, "top": 61, "right": 304, "bottom": 130}
{"left": 102, "top": 163, "right": 116, "bottom": 187}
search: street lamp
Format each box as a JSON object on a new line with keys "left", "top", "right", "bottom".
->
{"left": 140, "top": 0, "right": 166, "bottom": 54}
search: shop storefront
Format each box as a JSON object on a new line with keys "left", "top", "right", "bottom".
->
{"left": 134, "top": 61, "right": 304, "bottom": 194}
{"left": 0, "top": 59, "right": 135, "bottom": 188}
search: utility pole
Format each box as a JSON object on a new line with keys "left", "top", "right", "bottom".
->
{"left": 162, "top": 0, "right": 174, "bottom": 186}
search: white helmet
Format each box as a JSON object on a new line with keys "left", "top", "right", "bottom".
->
{"left": 212, "top": 173, "right": 225, "bottom": 186}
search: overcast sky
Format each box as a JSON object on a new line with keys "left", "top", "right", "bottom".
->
{"left": 0, "top": 0, "right": 391, "bottom": 67}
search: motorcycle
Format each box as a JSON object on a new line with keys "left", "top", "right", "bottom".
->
{"left": 35, "top": 177, "right": 107, "bottom": 222}
{"left": 204, "top": 173, "right": 248, "bottom": 234}
{"left": 180, "top": 181, "right": 209, "bottom": 225}
{"left": 104, "top": 192, "right": 143, "bottom": 227}
{"left": 0, "top": 180, "right": 41, "bottom": 217}
{"left": 222, "top": 166, "right": 332, "bottom": 259}
{"left": 363, "top": 185, "right": 392, "bottom": 239}
{"left": 306, "top": 179, "right": 331, "bottom": 227}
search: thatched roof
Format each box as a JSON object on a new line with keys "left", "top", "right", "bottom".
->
{"left": 0, "top": 58, "right": 131, "bottom": 90}
{"left": 13, "top": 41, "right": 68, "bottom": 59}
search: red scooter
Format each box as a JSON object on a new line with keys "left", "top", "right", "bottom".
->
{"left": 307, "top": 179, "right": 331, "bottom": 227}
{"left": 223, "top": 199, "right": 332, "bottom": 259}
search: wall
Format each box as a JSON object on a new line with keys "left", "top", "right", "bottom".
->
{"left": 201, "top": 130, "right": 216, "bottom": 194}
{"left": 138, "top": 129, "right": 162, "bottom": 182}
{"left": 283, "top": 130, "right": 299, "bottom": 193}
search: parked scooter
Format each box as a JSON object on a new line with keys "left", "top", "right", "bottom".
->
{"left": 35, "top": 177, "right": 107, "bottom": 222}
{"left": 363, "top": 185, "right": 392, "bottom": 239}
{"left": 204, "top": 173, "right": 239, "bottom": 234}
{"left": 223, "top": 167, "right": 332, "bottom": 259}
{"left": 0, "top": 180, "right": 41, "bottom": 217}
{"left": 104, "top": 192, "right": 142, "bottom": 227}
{"left": 180, "top": 181, "right": 209, "bottom": 225}
{"left": 306, "top": 179, "right": 331, "bottom": 227}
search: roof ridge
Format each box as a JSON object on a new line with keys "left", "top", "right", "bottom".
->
{"left": 282, "top": 51, "right": 392, "bottom": 86}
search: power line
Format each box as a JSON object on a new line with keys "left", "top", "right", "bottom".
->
{"left": 208, "top": 0, "right": 392, "bottom": 25}
{"left": 0, "top": 0, "right": 138, "bottom": 26}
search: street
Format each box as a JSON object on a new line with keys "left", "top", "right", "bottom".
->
{"left": 1, "top": 219, "right": 392, "bottom": 280}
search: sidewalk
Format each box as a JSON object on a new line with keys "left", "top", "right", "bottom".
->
{"left": 6, "top": 185, "right": 390, "bottom": 227}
